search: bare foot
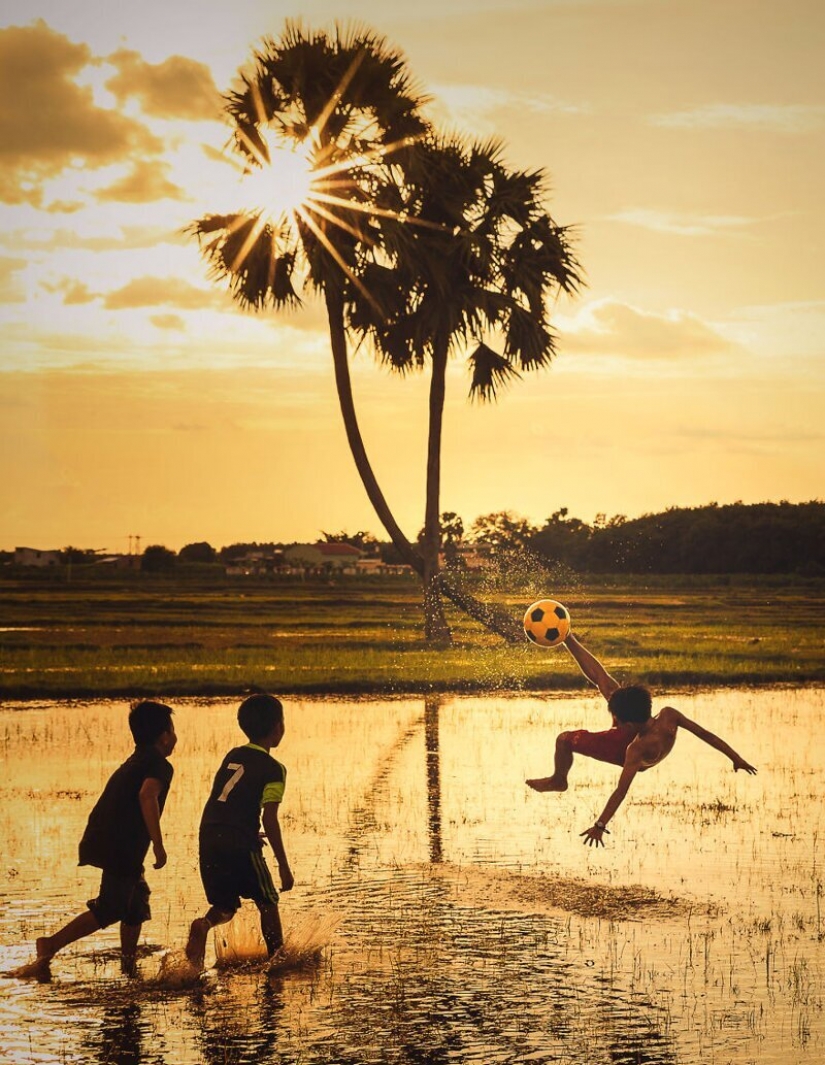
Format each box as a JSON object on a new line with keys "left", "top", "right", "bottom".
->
{"left": 185, "top": 918, "right": 210, "bottom": 969}
{"left": 35, "top": 936, "right": 54, "bottom": 961}
{"left": 10, "top": 956, "right": 52, "bottom": 981}
{"left": 526, "top": 777, "right": 568, "bottom": 793}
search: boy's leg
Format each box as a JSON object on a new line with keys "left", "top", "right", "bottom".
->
{"left": 526, "top": 731, "right": 575, "bottom": 792}
{"left": 186, "top": 906, "right": 233, "bottom": 969}
{"left": 120, "top": 922, "right": 141, "bottom": 974}
{"left": 257, "top": 901, "right": 283, "bottom": 957}
{"left": 36, "top": 910, "right": 101, "bottom": 960}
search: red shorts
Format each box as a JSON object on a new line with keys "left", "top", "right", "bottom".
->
{"left": 567, "top": 726, "right": 636, "bottom": 767}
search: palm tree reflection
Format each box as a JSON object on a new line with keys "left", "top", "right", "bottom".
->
{"left": 425, "top": 694, "right": 443, "bottom": 864}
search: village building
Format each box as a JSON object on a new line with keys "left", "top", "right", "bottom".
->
{"left": 282, "top": 541, "right": 363, "bottom": 574}
{"left": 13, "top": 547, "right": 62, "bottom": 568}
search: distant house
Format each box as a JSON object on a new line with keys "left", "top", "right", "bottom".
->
{"left": 225, "top": 550, "right": 283, "bottom": 577}
{"left": 14, "top": 547, "right": 61, "bottom": 568}
{"left": 355, "top": 558, "right": 415, "bottom": 577}
{"left": 283, "top": 541, "right": 363, "bottom": 574}
{"left": 94, "top": 554, "right": 142, "bottom": 571}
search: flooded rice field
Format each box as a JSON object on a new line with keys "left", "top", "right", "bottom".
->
{"left": 1, "top": 687, "right": 824, "bottom": 1064}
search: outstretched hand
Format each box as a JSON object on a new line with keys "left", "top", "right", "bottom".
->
{"left": 580, "top": 824, "right": 609, "bottom": 847}
{"left": 732, "top": 755, "right": 757, "bottom": 775}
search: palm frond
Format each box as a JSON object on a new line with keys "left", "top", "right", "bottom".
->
{"left": 468, "top": 342, "right": 521, "bottom": 402}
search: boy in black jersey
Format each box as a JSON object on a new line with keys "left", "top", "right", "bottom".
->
{"left": 185, "top": 693, "right": 293, "bottom": 968}
{"left": 34, "top": 700, "right": 176, "bottom": 974}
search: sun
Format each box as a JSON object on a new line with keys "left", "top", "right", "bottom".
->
{"left": 236, "top": 137, "right": 316, "bottom": 221}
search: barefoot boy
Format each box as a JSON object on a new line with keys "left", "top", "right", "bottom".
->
{"left": 35, "top": 700, "right": 176, "bottom": 972}
{"left": 186, "top": 693, "right": 293, "bottom": 969}
{"left": 526, "top": 631, "right": 756, "bottom": 845}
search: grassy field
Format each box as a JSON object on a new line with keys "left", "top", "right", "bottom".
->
{"left": 0, "top": 570, "right": 823, "bottom": 698}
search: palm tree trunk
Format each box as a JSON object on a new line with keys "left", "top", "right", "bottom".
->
{"left": 324, "top": 288, "right": 522, "bottom": 643}
{"left": 422, "top": 343, "right": 452, "bottom": 644}
{"left": 325, "top": 288, "right": 423, "bottom": 574}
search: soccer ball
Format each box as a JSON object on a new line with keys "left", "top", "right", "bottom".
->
{"left": 523, "top": 599, "right": 571, "bottom": 647}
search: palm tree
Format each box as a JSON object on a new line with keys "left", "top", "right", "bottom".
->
{"left": 191, "top": 24, "right": 580, "bottom": 645}
{"left": 191, "top": 21, "right": 429, "bottom": 573}
{"left": 350, "top": 134, "right": 582, "bottom": 640}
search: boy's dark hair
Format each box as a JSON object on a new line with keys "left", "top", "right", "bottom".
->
{"left": 129, "top": 700, "right": 174, "bottom": 745}
{"left": 608, "top": 684, "right": 652, "bottom": 723}
{"left": 238, "top": 693, "right": 284, "bottom": 742}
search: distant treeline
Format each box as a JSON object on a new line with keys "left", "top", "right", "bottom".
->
{"left": 167, "top": 500, "right": 825, "bottom": 576}
{"left": 6, "top": 501, "right": 823, "bottom": 577}
{"left": 518, "top": 501, "right": 825, "bottom": 575}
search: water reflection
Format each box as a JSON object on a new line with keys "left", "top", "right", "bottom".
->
{"left": 2, "top": 690, "right": 824, "bottom": 1064}
{"left": 425, "top": 695, "right": 443, "bottom": 864}
{"left": 189, "top": 978, "right": 285, "bottom": 1065}
{"left": 82, "top": 998, "right": 167, "bottom": 1065}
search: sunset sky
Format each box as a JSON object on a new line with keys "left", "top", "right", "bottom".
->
{"left": 1, "top": 0, "right": 822, "bottom": 553}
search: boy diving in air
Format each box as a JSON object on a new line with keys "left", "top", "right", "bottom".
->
{"left": 526, "top": 629, "right": 757, "bottom": 845}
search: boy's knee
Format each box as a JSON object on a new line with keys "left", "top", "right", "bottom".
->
{"left": 556, "top": 731, "right": 574, "bottom": 747}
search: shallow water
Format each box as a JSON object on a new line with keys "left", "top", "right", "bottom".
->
{"left": 1, "top": 688, "right": 824, "bottom": 1063}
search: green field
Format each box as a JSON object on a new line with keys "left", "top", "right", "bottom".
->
{"left": 1, "top": 571, "right": 823, "bottom": 698}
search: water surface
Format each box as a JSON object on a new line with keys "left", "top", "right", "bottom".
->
{"left": 1, "top": 688, "right": 823, "bottom": 1063}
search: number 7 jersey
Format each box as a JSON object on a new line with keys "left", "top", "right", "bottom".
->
{"left": 200, "top": 743, "right": 287, "bottom": 850}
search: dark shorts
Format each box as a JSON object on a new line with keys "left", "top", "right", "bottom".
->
{"left": 568, "top": 726, "right": 635, "bottom": 767}
{"left": 87, "top": 870, "right": 151, "bottom": 928}
{"left": 199, "top": 840, "right": 279, "bottom": 914}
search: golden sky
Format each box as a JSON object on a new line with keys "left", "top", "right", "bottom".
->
{"left": 1, "top": 0, "right": 823, "bottom": 552}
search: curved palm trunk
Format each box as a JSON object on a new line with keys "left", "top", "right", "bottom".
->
{"left": 325, "top": 288, "right": 522, "bottom": 643}
{"left": 423, "top": 343, "right": 452, "bottom": 644}
{"left": 325, "top": 288, "right": 423, "bottom": 573}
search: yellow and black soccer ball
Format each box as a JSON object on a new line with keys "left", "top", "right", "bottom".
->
{"left": 523, "top": 599, "right": 571, "bottom": 647}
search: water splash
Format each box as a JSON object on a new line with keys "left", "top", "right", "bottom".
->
{"left": 213, "top": 909, "right": 341, "bottom": 974}
{"left": 153, "top": 949, "right": 203, "bottom": 989}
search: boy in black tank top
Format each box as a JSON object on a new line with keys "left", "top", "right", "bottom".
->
{"left": 186, "top": 693, "right": 293, "bottom": 968}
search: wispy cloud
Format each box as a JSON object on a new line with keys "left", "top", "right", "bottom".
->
{"left": 40, "top": 278, "right": 97, "bottom": 305}
{"left": 558, "top": 299, "right": 735, "bottom": 361}
{"left": 0, "top": 256, "right": 27, "bottom": 303}
{"left": 95, "top": 159, "right": 187, "bottom": 204}
{"left": 651, "top": 103, "right": 825, "bottom": 134}
{"left": 428, "top": 82, "right": 588, "bottom": 135}
{"left": 606, "top": 208, "right": 759, "bottom": 237}
{"left": 102, "top": 275, "right": 227, "bottom": 311}
{"left": 150, "top": 313, "right": 186, "bottom": 331}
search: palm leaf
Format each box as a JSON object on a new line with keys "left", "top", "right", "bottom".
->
{"left": 468, "top": 342, "right": 521, "bottom": 402}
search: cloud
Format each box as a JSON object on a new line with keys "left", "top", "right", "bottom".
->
{"left": 151, "top": 313, "right": 186, "bottom": 331}
{"left": 651, "top": 103, "right": 825, "bottom": 134}
{"left": 3, "top": 224, "right": 186, "bottom": 253}
{"left": 0, "top": 21, "right": 162, "bottom": 205}
{"left": 102, "top": 275, "right": 227, "bottom": 311}
{"left": 105, "top": 48, "right": 222, "bottom": 121}
{"left": 427, "top": 82, "right": 587, "bottom": 135}
{"left": 40, "top": 278, "right": 97, "bottom": 305}
{"left": 0, "top": 256, "right": 27, "bottom": 303}
{"left": 606, "top": 208, "right": 758, "bottom": 237}
{"left": 95, "top": 159, "right": 187, "bottom": 204}
{"left": 559, "top": 299, "right": 735, "bottom": 360}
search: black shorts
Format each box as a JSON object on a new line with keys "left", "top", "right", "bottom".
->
{"left": 87, "top": 870, "right": 151, "bottom": 928}
{"left": 199, "top": 839, "right": 279, "bottom": 914}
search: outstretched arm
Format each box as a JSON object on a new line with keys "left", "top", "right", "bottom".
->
{"left": 675, "top": 710, "right": 757, "bottom": 773}
{"left": 580, "top": 756, "right": 642, "bottom": 847}
{"left": 564, "top": 632, "right": 620, "bottom": 701}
